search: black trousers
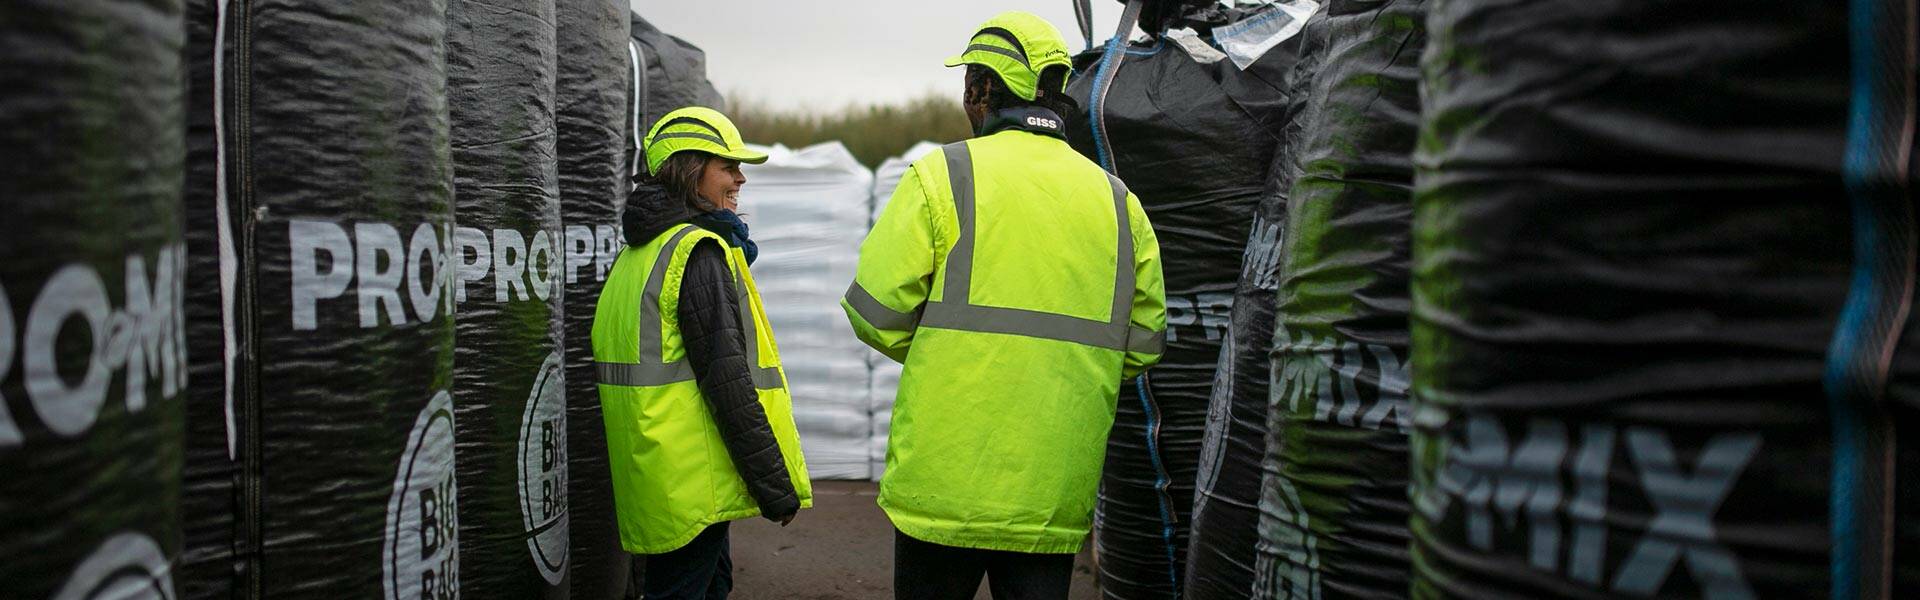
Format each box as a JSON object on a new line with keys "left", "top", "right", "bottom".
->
{"left": 893, "top": 529, "right": 1075, "bottom": 600}
{"left": 639, "top": 522, "right": 733, "bottom": 600}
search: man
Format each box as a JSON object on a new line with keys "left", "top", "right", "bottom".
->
{"left": 841, "top": 11, "right": 1167, "bottom": 600}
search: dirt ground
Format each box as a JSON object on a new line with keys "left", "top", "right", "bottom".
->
{"left": 727, "top": 480, "right": 1102, "bottom": 599}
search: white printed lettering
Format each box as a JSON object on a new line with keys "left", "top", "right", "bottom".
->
{"left": 407, "top": 224, "right": 447, "bottom": 324}
{"left": 564, "top": 225, "right": 595, "bottom": 285}
{"left": 290, "top": 220, "right": 355, "bottom": 331}
{"left": 0, "top": 282, "right": 18, "bottom": 446}
{"left": 22, "top": 265, "right": 113, "bottom": 437}
{"left": 355, "top": 223, "right": 408, "bottom": 328}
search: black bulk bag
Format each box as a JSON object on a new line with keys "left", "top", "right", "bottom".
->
{"left": 447, "top": 0, "right": 569, "bottom": 595}
{"left": 0, "top": 1, "right": 188, "bottom": 597}
{"left": 216, "top": 0, "right": 459, "bottom": 595}
{"left": 1186, "top": 8, "right": 1323, "bottom": 598}
{"left": 1252, "top": 1, "right": 1426, "bottom": 598}
{"left": 1067, "top": 3, "right": 1287, "bottom": 597}
{"left": 628, "top": 12, "right": 725, "bottom": 146}
{"left": 558, "top": 0, "right": 635, "bottom": 596}
{"left": 1412, "top": 0, "right": 1920, "bottom": 597}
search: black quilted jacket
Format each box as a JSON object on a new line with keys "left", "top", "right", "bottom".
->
{"left": 622, "top": 183, "right": 800, "bottom": 522}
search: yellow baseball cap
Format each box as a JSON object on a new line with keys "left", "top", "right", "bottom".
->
{"left": 943, "top": 11, "right": 1074, "bottom": 101}
{"left": 643, "top": 106, "right": 767, "bottom": 175}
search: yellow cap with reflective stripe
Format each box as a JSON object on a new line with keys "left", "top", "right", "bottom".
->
{"left": 943, "top": 11, "right": 1074, "bottom": 101}
{"left": 643, "top": 106, "right": 767, "bottom": 175}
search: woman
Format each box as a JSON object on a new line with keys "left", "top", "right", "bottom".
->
{"left": 592, "top": 106, "right": 812, "bottom": 599}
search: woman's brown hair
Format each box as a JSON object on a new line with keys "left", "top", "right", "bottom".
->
{"left": 648, "top": 150, "right": 717, "bottom": 213}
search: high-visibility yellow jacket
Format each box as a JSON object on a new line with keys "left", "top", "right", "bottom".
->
{"left": 594, "top": 223, "right": 812, "bottom": 554}
{"left": 843, "top": 127, "right": 1167, "bottom": 553}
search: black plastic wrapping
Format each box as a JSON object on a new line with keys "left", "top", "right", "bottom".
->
{"left": 622, "top": 9, "right": 726, "bottom": 219}
{"left": 1252, "top": 1, "right": 1424, "bottom": 598}
{"left": 1409, "top": 1, "right": 1919, "bottom": 597}
{"left": 180, "top": 0, "right": 241, "bottom": 597}
{"left": 225, "top": 0, "right": 459, "bottom": 596}
{"left": 628, "top": 12, "right": 726, "bottom": 142}
{"left": 1186, "top": 15, "right": 1319, "bottom": 599}
{"left": 447, "top": 0, "right": 569, "bottom": 596}
{"left": 0, "top": 1, "right": 187, "bottom": 596}
{"left": 1066, "top": 18, "right": 1281, "bottom": 600}
{"left": 557, "top": 1, "right": 633, "bottom": 597}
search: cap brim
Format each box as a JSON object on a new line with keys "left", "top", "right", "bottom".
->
{"left": 719, "top": 148, "right": 768, "bottom": 164}
{"left": 943, "top": 54, "right": 969, "bottom": 68}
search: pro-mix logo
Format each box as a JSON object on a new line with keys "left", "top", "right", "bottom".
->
{"left": 50, "top": 532, "right": 175, "bottom": 600}
{"left": 1167, "top": 292, "right": 1233, "bottom": 344}
{"left": 1251, "top": 474, "right": 1321, "bottom": 600}
{"left": 288, "top": 220, "right": 454, "bottom": 331}
{"left": 518, "top": 351, "right": 569, "bottom": 585}
{"left": 451, "top": 227, "right": 562, "bottom": 305}
{"left": 1, "top": 244, "right": 187, "bottom": 447}
{"left": 385, "top": 391, "right": 459, "bottom": 600}
{"left": 563, "top": 224, "right": 622, "bottom": 286}
{"left": 1272, "top": 325, "right": 1410, "bottom": 433}
{"left": 1414, "top": 411, "right": 1761, "bottom": 599}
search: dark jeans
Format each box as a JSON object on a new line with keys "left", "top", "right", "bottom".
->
{"left": 639, "top": 522, "right": 733, "bottom": 600}
{"left": 893, "top": 529, "right": 1075, "bottom": 600}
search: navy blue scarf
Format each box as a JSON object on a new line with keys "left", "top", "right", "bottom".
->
{"left": 696, "top": 209, "right": 758, "bottom": 266}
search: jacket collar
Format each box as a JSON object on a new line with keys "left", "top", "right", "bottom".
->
{"left": 978, "top": 106, "right": 1068, "bottom": 141}
{"left": 621, "top": 182, "right": 703, "bottom": 246}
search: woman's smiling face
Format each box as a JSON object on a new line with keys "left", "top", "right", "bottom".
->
{"left": 697, "top": 157, "right": 746, "bottom": 211}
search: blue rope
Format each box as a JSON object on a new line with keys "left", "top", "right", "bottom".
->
{"left": 1087, "top": 31, "right": 1128, "bottom": 172}
{"left": 1827, "top": 0, "right": 1899, "bottom": 597}
{"left": 1136, "top": 375, "right": 1180, "bottom": 594}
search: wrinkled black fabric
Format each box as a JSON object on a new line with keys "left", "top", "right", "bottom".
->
{"left": 1186, "top": 12, "right": 1318, "bottom": 600}
{"left": 1253, "top": 2, "right": 1424, "bottom": 598}
{"left": 629, "top": 185, "right": 799, "bottom": 521}
{"left": 0, "top": 1, "right": 187, "bottom": 596}
{"left": 447, "top": 0, "right": 568, "bottom": 595}
{"left": 678, "top": 243, "right": 800, "bottom": 521}
{"left": 226, "top": 0, "right": 458, "bottom": 596}
{"left": 1065, "top": 10, "right": 1286, "bottom": 599}
{"left": 624, "top": 183, "right": 700, "bottom": 245}
{"left": 556, "top": 1, "right": 634, "bottom": 596}
{"left": 628, "top": 12, "right": 726, "bottom": 141}
{"left": 180, "top": 0, "right": 240, "bottom": 597}
{"left": 1408, "top": 0, "right": 1913, "bottom": 598}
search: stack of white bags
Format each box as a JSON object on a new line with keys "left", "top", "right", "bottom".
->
{"left": 741, "top": 141, "right": 937, "bottom": 480}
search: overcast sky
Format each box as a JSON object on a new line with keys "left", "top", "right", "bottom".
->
{"left": 629, "top": 1, "right": 1117, "bottom": 110}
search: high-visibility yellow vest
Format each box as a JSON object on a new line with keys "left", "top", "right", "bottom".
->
{"left": 592, "top": 223, "right": 812, "bottom": 554}
{"left": 843, "top": 131, "right": 1168, "bottom": 553}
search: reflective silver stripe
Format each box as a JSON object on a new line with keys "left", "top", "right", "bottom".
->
{"left": 751, "top": 366, "right": 784, "bottom": 391}
{"left": 965, "top": 43, "right": 1029, "bottom": 67}
{"left": 1127, "top": 326, "right": 1165, "bottom": 355}
{"left": 651, "top": 131, "right": 725, "bottom": 146}
{"left": 729, "top": 253, "right": 788, "bottom": 391}
{"left": 595, "top": 361, "right": 694, "bottom": 386}
{"left": 942, "top": 142, "right": 976, "bottom": 303}
{"left": 930, "top": 142, "right": 1167, "bottom": 352}
{"left": 1108, "top": 173, "right": 1133, "bottom": 325}
{"left": 843, "top": 282, "right": 921, "bottom": 331}
{"left": 639, "top": 226, "right": 700, "bottom": 362}
{"left": 922, "top": 302, "right": 1128, "bottom": 350}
